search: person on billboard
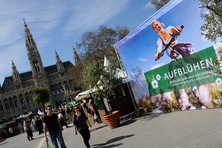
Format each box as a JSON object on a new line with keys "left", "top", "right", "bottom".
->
{"left": 151, "top": 20, "right": 196, "bottom": 61}
{"left": 151, "top": 20, "right": 203, "bottom": 110}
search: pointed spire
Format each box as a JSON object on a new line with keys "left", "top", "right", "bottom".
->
{"left": 55, "top": 50, "right": 64, "bottom": 72}
{"left": 24, "top": 19, "right": 45, "bottom": 76}
{"left": 11, "top": 60, "right": 21, "bottom": 83}
{"left": 23, "top": 18, "right": 27, "bottom": 27}
{"left": 11, "top": 60, "right": 18, "bottom": 72}
{"left": 11, "top": 60, "right": 15, "bottom": 67}
{"left": 55, "top": 50, "right": 59, "bottom": 62}
{"left": 73, "top": 45, "right": 82, "bottom": 67}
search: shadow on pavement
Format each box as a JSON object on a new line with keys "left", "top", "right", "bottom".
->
{"left": 90, "top": 124, "right": 108, "bottom": 132}
{"left": 92, "top": 134, "right": 134, "bottom": 148}
{"left": 0, "top": 141, "right": 8, "bottom": 146}
{"left": 135, "top": 113, "right": 161, "bottom": 121}
{"left": 120, "top": 119, "right": 137, "bottom": 127}
{"left": 32, "top": 135, "right": 45, "bottom": 140}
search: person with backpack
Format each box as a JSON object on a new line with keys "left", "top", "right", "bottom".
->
{"left": 58, "top": 110, "right": 69, "bottom": 129}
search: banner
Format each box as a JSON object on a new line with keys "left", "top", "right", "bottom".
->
{"left": 145, "top": 46, "right": 221, "bottom": 96}
{"left": 115, "top": 0, "right": 222, "bottom": 113}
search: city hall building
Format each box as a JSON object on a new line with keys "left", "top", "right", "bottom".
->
{"left": 0, "top": 20, "right": 81, "bottom": 121}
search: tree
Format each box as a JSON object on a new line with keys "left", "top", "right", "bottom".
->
{"left": 31, "top": 86, "right": 50, "bottom": 111}
{"left": 76, "top": 25, "right": 130, "bottom": 65}
{"left": 198, "top": 0, "right": 222, "bottom": 42}
{"left": 74, "top": 25, "right": 130, "bottom": 87}
{"left": 151, "top": 0, "right": 170, "bottom": 10}
{"left": 81, "top": 60, "right": 123, "bottom": 99}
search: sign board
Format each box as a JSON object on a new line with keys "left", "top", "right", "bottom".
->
{"left": 115, "top": 0, "right": 222, "bottom": 112}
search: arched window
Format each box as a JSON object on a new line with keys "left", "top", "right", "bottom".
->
{"left": 52, "top": 90, "right": 56, "bottom": 96}
{"left": 10, "top": 101, "right": 14, "bottom": 109}
{"left": 56, "top": 89, "right": 60, "bottom": 94}
{"left": 14, "top": 100, "right": 19, "bottom": 107}
{"left": 19, "top": 94, "right": 24, "bottom": 105}
{"left": 60, "top": 87, "right": 63, "bottom": 94}
{"left": 0, "top": 105, "right": 3, "bottom": 112}
{"left": 5, "top": 103, "right": 10, "bottom": 110}
{"left": 26, "top": 96, "right": 32, "bottom": 104}
{"left": 34, "top": 61, "right": 40, "bottom": 72}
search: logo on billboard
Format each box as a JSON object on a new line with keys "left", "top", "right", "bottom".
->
{"left": 151, "top": 79, "right": 158, "bottom": 89}
{"left": 216, "top": 78, "right": 222, "bottom": 85}
{"left": 151, "top": 74, "right": 161, "bottom": 89}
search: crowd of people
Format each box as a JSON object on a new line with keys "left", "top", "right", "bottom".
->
{"left": 42, "top": 97, "right": 102, "bottom": 148}
{"left": 0, "top": 97, "right": 103, "bottom": 148}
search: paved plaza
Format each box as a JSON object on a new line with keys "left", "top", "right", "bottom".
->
{"left": 1, "top": 108, "right": 222, "bottom": 148}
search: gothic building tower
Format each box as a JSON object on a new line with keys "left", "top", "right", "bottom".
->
{"left": 11, "top": 60, "right": 21, "bottom": 83}
{"left": 0, "top": 20, "right": 76, "bottom": 121}
{"left": 73, "top": 46, "right": 82, "bottom": 67}
{"left": 55, "top": 50, "right": 65, "bottom": 72}
{"left": 24, "top": 19, "right": 46, "bottom": 85}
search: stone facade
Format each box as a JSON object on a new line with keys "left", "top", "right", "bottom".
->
{"left": 0, "top": 20, "right": 78, "bottom": 121}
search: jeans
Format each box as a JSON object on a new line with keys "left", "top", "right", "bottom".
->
{"left": 26, "top": 130, "right": 33, "bottom": 140}
{"left": 49, "top": 130, "right": 66, "bottom": 148}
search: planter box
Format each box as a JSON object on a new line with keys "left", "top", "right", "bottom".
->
{"left": 103, "top": 110, "right": 120, "bottom": 129}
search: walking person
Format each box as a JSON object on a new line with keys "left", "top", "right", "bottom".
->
{"left": 43, "top": 105, "right": 67, "bottom": 148}
{"left": 24, "top": 119, "right": 34, "bottom": 141}
{"left": 89, "top": 99, "right": 102, "bottom": 123}
{"left": 31, "top": 117, "right": 36, "bottom": 131}
{"left": 73, "top": 105, "right": 92, "bottom": 148}
{"left": 36, "top": 116, "right": 43, "bottom": 135}
{"left": 58, "top": 110, "right": 69, "bottom": 129}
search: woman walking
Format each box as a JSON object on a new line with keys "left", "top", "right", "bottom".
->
{"left": 73, "top": 105, "right": 92, "bottom": 148}
{"left": 24, "top": 119, "right": 34, "bottom": 141}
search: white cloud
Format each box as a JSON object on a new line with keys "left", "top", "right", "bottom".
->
{"left": 139, "top": 58, "right": 147, "bottom": 62}
{"left": 151, "top": 63, "right": 165, "bottom": 70}
{"left": 141, "top": 1, "right": 154, "bottom": 10}
{"left": 62, "top": 0, "right": 130, "bottom": 36}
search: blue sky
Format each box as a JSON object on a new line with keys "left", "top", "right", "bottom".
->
{"left": 0, "top": 0, "right": 157, "bottom": 84}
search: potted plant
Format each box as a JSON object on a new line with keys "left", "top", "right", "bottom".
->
{"left": 82, "top": 59, "right": 124, "bottom": 129}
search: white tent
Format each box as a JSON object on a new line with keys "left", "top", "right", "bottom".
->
{"left": 75, "top": 85, "right": 103, "bottom": 99}
{"left": 38, "top": 110, "right": 45, "bottom": 115}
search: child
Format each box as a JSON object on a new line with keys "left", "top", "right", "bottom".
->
{"left": 151, "top": 20, "right": 196, "bottom": 61}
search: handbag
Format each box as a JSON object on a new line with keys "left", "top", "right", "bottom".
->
{"left": 94, "top": 114, "right": 97, "bottom": 120}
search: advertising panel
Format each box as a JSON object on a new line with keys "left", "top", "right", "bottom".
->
{"left": 115, "top": 0, "right": 222, "bottom": 113}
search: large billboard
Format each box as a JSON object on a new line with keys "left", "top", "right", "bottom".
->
{"left": 115, "top": 0, "right": 222, "bottom": 113}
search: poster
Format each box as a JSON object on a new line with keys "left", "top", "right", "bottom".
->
{"left": 115, "top": 0, "right": 222, "bottom": 113}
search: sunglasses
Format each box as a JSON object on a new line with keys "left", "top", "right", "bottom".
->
{"left": 47, "top": 108, "right": 52, "bottom": 110}
{"left": 75, "top": 108, "right": 79, "bottom": 110}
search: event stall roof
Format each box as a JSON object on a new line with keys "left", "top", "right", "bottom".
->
{"left": 13, "top": 113, "right": 32, "bottom": 120}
